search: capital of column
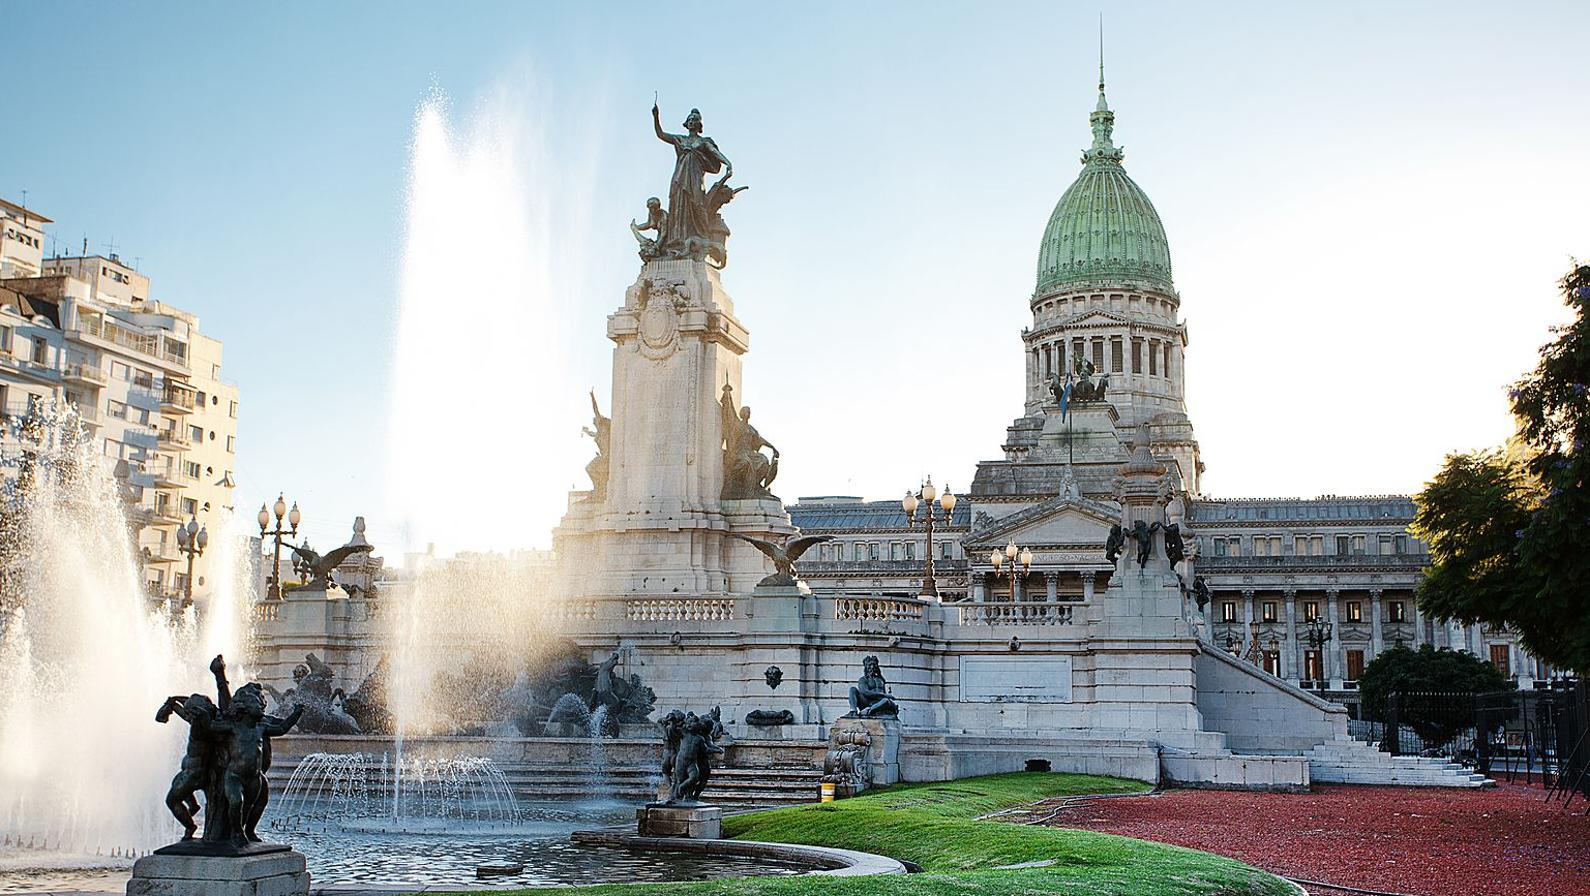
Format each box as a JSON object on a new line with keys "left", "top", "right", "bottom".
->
{"left": 1241, "top": 588, "right": 1256, "bottom": 600}
{"left": 1325, "top": 588, "right": 1340, "bottom": 600}
{"left": 1283, "top": 588, "right": 1298, "bottom": 599}
{"left": 1369, "top": 588, "right": 1384, "bottom": 600}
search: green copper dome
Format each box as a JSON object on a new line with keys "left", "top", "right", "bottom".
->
{"left": 1036, "top": 85, "right": 1174, "bottom": 296}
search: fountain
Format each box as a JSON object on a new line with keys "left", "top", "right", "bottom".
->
{"left": 270, "top": 753, "right": 523, "bottom": 834}
{"left": 0, "top": 406, "right": 252, "bottom": 858}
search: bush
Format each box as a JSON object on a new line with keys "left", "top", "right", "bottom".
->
{"left": 1359, "top": 644, "right": 1510, "bottom": 746}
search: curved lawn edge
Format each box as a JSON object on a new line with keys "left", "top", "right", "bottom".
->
{"left": 571, "top": 829, "right": 906, "bottom": 876}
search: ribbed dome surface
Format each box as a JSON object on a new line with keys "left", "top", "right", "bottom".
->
{"left": 1035, "top": 89, "right": 1174, "bottom": 296}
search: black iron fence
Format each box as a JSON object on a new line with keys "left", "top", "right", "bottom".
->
{"left": 1361, "top": 683, "right": 1590, "bottom": 807}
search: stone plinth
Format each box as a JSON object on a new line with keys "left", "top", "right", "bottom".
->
{"left": 831, "top": 716, "right": 901, "bottom": 787}
{"left": 128, "top": 849, "right": 309, "bottom": 896}
{"left": 637, "top": 803, "right": 723, "bottom": 839}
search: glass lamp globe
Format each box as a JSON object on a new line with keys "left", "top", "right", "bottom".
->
{"left": 288, "top": 502, "right": 301, "bottom": 529}
{"left": 1019, "top": 547, "right": 1034, "bottom": 569}
{"left": 257, "top": 504, "right": 270, "bottom": 530}
{"left": 176, "top": 525, "right": 190, "bottom": 547}
{"left": 196, "top": 526, "right": 208, "bottom": 550}
{"left": 273, "top": 496, "right": 286, "bottom": 520}
{"left": 940, "top": 489, "right": 956, "bottom": 513}
{"left": 921, "top": 480, "right": 937, "bottom": 503}
{"left": 902, "top": 492, "right": 918, "bottom": 515}
{"left": 1005, "top": 541, "right": 1018, "bottom": 560}
{"left": 989, "top": 549, "right": 1003, "bottom": 569}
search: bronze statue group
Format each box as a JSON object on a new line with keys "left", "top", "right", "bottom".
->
{"left": 155, "top": 655, "right": 302, "bottom": 850}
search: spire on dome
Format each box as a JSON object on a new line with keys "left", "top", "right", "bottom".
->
{"left": 1086, "top": 17, "right": 1122, "bottom": 164}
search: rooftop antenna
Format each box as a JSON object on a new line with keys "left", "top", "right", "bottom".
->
{"left": 19, "top": 189, "right": 27, "bottom": 228}
{"left": 102, "top": 237, "right": 118, "bottom": 261}
{"left": 82, "top": 235, "right": 88, "bottom": 255}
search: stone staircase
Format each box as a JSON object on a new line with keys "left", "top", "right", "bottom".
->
{"left": 1305, "top": 735, "right": 1494, "bottom": 788}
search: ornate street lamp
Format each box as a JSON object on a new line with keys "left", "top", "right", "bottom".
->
{"left": 175, "top": 516, "right": 208, "bottom": 610}
{"left": 1303, "top": 616, "right": 1333, "bottom": 686}
{"left": 258, "top": 494, "right": 300, "bottom": 600}
{"left": 989, "top": 540, "right": 1033, "bottom": 602}
{"left": 902, "top": 476, "right": 956, "bottom": 600}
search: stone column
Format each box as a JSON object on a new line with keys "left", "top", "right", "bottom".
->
{"left": 1011, "top": 571, "right": 1023, "bottom": 603}
{"left": 1045, "top": 571, "right": 1059, "bottom": 602}
{"left": 1326, "top": 588, "right": 1342, "bottom": 688}
{"left": 1284, "top": 588, "right": 1299, "bottom": 680}
{"left": 972, "top": 572, "right": 985, "bottom": 603}
{"left": 1411, "top": 595, "right": 1424, "bottom": 646}
{"left": 1370, "top": 588, "right": 1384, "bottom": 655}
{"left": 1242, "top": 589, "right": 1255, "bottom": 625}
{"left": 1081, "top": 571, "right": 1095, "bottom": 602}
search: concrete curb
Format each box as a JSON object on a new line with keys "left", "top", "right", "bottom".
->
{"left": 570, "top": 830, "right": 907, "bottom": 877}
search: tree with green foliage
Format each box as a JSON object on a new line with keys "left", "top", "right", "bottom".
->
{"left": 1414, "top": 264, "right": 1590, "bottom": 675}
{"left": 1359, "top": 644, "right": 1509, "bottom": 745}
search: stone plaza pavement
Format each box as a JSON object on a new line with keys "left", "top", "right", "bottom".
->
{"left": 1015, "top": 782, "right": 1590, "bottom": 896}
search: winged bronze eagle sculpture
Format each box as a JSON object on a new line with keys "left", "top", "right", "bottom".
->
{"left": 288, "top": 542, "right": 374, "bottom": 593}
{"left": 731, "top": 533, "right": 834, "bottom": 587}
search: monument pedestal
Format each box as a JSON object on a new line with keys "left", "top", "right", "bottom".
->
{"left": 831, "top": 716, "right": 902, "bottom": 787}
{"left": 637, "top": 803, "right": 723, "bottom": 839}
{"left": 128, "top": 849, "right": 309, "bottom": 896}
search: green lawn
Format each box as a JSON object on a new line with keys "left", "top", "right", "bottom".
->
{"left": 484, "top": 773, "right": 1295, "bottom": 896}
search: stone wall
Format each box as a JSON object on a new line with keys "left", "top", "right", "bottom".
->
{"left": 1195, "top": 644, "right": 1348, "bottom": 754}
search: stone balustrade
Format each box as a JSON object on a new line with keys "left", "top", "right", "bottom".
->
{"left": 955, "top": 601, "right": 1077, "bottom": 626}
{"left": 625, "top": 597, "right": 738, "bottom": 622}
{"left": 833, "top": 596, "right": 926, "bottom": 622}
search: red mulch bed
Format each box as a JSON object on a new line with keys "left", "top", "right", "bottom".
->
{"left": 1030, "top": 783, "right": 1590, "bottom": 896}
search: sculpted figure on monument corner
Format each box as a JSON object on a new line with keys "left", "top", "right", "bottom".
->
{"left": 651, "top": 103, "right": 743, "bottom": 267}
{"left": 582, "top": 389, "right": 611, "bottom": 498}
{"left": 720, "top": 382, "right": 780, "bottom": 500}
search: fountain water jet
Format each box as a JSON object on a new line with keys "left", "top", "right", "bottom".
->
{"left": 0, "top": 406, "right": 251, "bottom": 855}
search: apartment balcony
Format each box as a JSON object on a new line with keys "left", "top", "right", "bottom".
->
{"left": 63, "top": 362, "right": 108, "bottom": 387}
{"left": 0, "top": 353, "right": 61, "bottom": 384}
{"left": 149, "top": 463, "right": 184, "bottom": 489}
{"left": 160, "top": 382, "right": 197, "bottom": 414}
{"left": 157, "top": 428, "right": 193, "bottom": 450}
{"left": 149, "top": 503, "right": 184, "bottom": 526}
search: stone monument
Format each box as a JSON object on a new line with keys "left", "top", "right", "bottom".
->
{"left": 132, "top": 655, "right": 310, "bottom": 896}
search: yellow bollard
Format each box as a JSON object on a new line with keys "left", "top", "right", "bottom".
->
{"left": 820, "top": 782, "right": 836, "bottom": 802}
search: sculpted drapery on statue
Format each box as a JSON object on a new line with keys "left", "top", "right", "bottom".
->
{"left": 720, "top": 382, "right": 779, "bottom": 500}
{"left": 582, "top": 389, "right": 611, "bottom": 498}
{"left": 646, "top": 104, "right": 745, "bottom": 268}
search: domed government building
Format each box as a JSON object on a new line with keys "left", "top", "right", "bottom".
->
{"left": 790, "top": 73, "right": 1549, "bottom": 712}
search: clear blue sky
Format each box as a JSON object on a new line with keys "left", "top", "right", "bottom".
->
{"left": 6, "top": 2, "right": 1588, "bottom": 554}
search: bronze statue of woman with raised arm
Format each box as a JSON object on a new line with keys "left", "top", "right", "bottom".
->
{"left": 652, "top": 103, "right": 732, "bottom": 259}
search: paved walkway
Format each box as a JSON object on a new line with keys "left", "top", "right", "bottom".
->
{"left": 1015, "top": 783, "right": 1590, "bottom": 896}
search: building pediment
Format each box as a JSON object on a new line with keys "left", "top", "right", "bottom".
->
{"left": 966, "top": 493, "right": 1119, "bottom": 550}
{"left": 1054, "top": 308, "right": 1134, "bottom": 329}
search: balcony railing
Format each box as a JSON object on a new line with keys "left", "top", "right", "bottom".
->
{"left": 833, "top": 596, "right": 926, "bottom": 622}
{"left": 157, "top": 429, "right": 193, "bottom": 450}
{"left": 160, "top": 383, "right": 196, "bottom": 413}
{"left": 956, "top": 601, "right": 1079, "bottom": 626}
{"left": 71, "top": 316, "right": 189, "bottom": 369}
{"left": 63, "top": 362, "right": 107, "bottom": 386}
{"left": 624, "top": 597, "right": 737, "bottom": 622}
{"left": 1198, "top": 553, "right": 1431, "bottom": 570}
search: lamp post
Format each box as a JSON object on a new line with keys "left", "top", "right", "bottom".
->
{"left": 258, "top": 494, "right": 300, "bottom": 600}
{"left": 988, "top": 540, "right": 1033, "bottom": 603}
{"left": 902, "top": 476, "right": 956, "bottom": 600}
{"left": 1304, "top": 616, "right": 1333, "bottom": 686}
{"left": 175, "top": 516, "right": 207, "bottom": 610}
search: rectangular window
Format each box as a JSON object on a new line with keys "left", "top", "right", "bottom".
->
{"left": 1262, "top": 601, "right": 1278, "bottom": 622}
{"left": 1351, "top": 535, "right": 1366, "bottom": 555}
{"left": 1304, "top": 650, "right": 1323, "bottom": 682}
{"left": 1311, "top": 535, "right": 1324, "bottom": 555}
{"left": 1270, "top": 536, "right": 1284, "bottom": 555}
{"left": 1091, "top": 339, "right": 1104, "bottom": 369}
{"left": 31, "top": 337, "right": 47, "bottom": 365}
{"left": 1131, "top": 339, "right": 1142, "bottom": 374}
{"left": 1228, "top": 536, "right": 1243, "bottom": 556}
{"left": 1345, "top": 649, "right": 1366, "bottom": 682}
{"left": 1346, "top": 601, "right": 1363, "bottom": 622}
{"left": 188, "top": 424, "right": 203, "bottom": 442}
{"left": 1110, "top": 337, "right": 1124, "bottom": 373}
{"left": 868, "top": 543, "right": 880, "bottom": 561}
{"left": 228, "top": 399, "right": 238, "bottom": 418}
{"left": 1148, "top": 341, "right": 1159, "bottom": 375}
{"left": 905, "top": 542, "right": 916, "bottom": 561}
{"left": 1489, "top": 644, "right": 1511, "bottom": 677}
{"left": 196, "top": 390, "right": 207, "bottom": 407}
{"left": 1220, "top": 601, "right": 1238, "bottom": 623}
{"left": 184, "top": 461, "right": 200, "bottom": 480}
{"left": 1304, "top": 601, "right": 1321, "bottom": 622}
{"left": 1294, "top": 535, "right": 1310, "bottom": 556}
{"left": 941, "top": 541, "right": 952, "bottom": 560}
{"left": 1163, "top": 343, "right": 1173, "bottom": 377}
{"left": 1262, "top": 650, "right": 1281, "bottom": 677}
{"left": 133, "top": 369, "right": 153, "bottom": 389}
{"left": 1378, "top": 534, "right": 1394, "bottom": 555}
{"left": 890, "top": 542, "right": 902, "bottom": 561}
{"left": 1253, "top": 537, "right": 1269, "bottom": 557}
{"left": 107, "top": 400, "right": 128, "bottom": 420}
{"left": 226, "top": 435, "right": 235, "bottom": 453}
{"left": 1395, "top": 534, "right": 1408, "bottom": 554}
{"left": 0, "top": 326, "right": 10, "bottom": 352}
{"left": 1213, "top": 538, "right": 1228, "bottom": 557}
{"left": 1389, "top": 601, "right": 1407, "bottom": 622}
{"left": 180, "top": 497, "right": 197, "bottom": 517}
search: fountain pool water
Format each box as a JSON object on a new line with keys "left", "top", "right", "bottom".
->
{"left": 270, "top": 753, "right": 524, "bottom": 834}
